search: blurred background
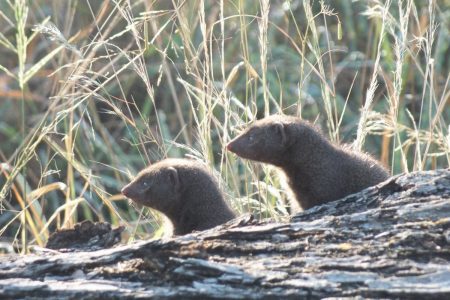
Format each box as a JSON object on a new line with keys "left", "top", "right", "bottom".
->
{"left": 0, "top": 0, "right": 449, "bottom": 250}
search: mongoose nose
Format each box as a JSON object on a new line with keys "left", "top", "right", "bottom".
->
{"left": 226, "top": 141, "right": 234, "bottom": 152}
{"left": 121, "top": 185, "right": 130, "bottom": 197}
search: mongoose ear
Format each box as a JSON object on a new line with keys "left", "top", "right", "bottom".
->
{"left": 274, "top": 122, "right": 287, "bottom": 145}
{"left": 167, "top": 167, "right": 180, "bottom": 190}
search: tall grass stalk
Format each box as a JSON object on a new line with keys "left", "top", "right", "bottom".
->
{"left": 354, "top": 0, "right": 390, "bottom": 152}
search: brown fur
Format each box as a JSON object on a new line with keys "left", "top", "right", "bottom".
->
{"left": 227, "top": 115, "right": 389, "bottom": 210}
{"left": 121, "top": 159, "right": 236, "bottom": 235}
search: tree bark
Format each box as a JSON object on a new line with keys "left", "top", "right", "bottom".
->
{"left": 1, "top": 169, "right": 450, "bottom": 299}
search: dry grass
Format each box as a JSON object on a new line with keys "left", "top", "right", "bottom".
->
{"left": 0, "top": 0, "right": 448, "bottom": 251}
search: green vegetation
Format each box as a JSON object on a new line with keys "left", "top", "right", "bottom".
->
{"left": 0, "top": 0, "right": 448, "bottom": 251}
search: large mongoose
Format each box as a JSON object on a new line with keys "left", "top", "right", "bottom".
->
{"left": 121, "top": 158, "right": 236, "bottom": 235}
{"left": 227, "top": 115, "right": 389, "bottom": 210}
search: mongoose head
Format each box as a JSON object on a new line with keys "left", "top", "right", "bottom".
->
{"left": 227, "top": 115, "right": 294, "bottom": 166}
{"left": 227, "top": 115, "right": 322, "bottom": 166}
{"left": 121, "top": 159, "right": 183, "bottom": 213}
{"left": 122, "top": 158, "right": 235, "bottom": 235}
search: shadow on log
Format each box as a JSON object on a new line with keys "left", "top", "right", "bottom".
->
{"left": 1, "top": 169, "right": 450, "bottom": 299}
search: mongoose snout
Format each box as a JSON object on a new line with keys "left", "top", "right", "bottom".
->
{"left": 121, "top": 182, "right": 140, "bottom": 200}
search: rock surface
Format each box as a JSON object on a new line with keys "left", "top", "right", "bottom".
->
{"left": 1, "top": 169, "right": 449, "bottom": 299}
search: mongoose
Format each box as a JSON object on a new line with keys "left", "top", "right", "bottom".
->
{"left": 227, "top": 115, "right": 389, "bottom": 210}
{"left": 121, "top": 158, "right": 236, "bottom": 235}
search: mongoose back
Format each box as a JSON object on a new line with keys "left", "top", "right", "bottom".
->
{"left": 121, "top": 158, "right": 236, "bottom": 235}
{"left": 227, "top": 115, "right": 389, "bottom": 210}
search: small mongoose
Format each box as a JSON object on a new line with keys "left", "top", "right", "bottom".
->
{"left": 227, "top": 115, "right": 389, "bottom": 210}
{"left": 121, "top": 158, "right": 236, "bottom": 235}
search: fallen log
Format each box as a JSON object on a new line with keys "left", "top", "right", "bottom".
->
{"left": 1, "top": 169, "right": 449, "bottom": 299}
